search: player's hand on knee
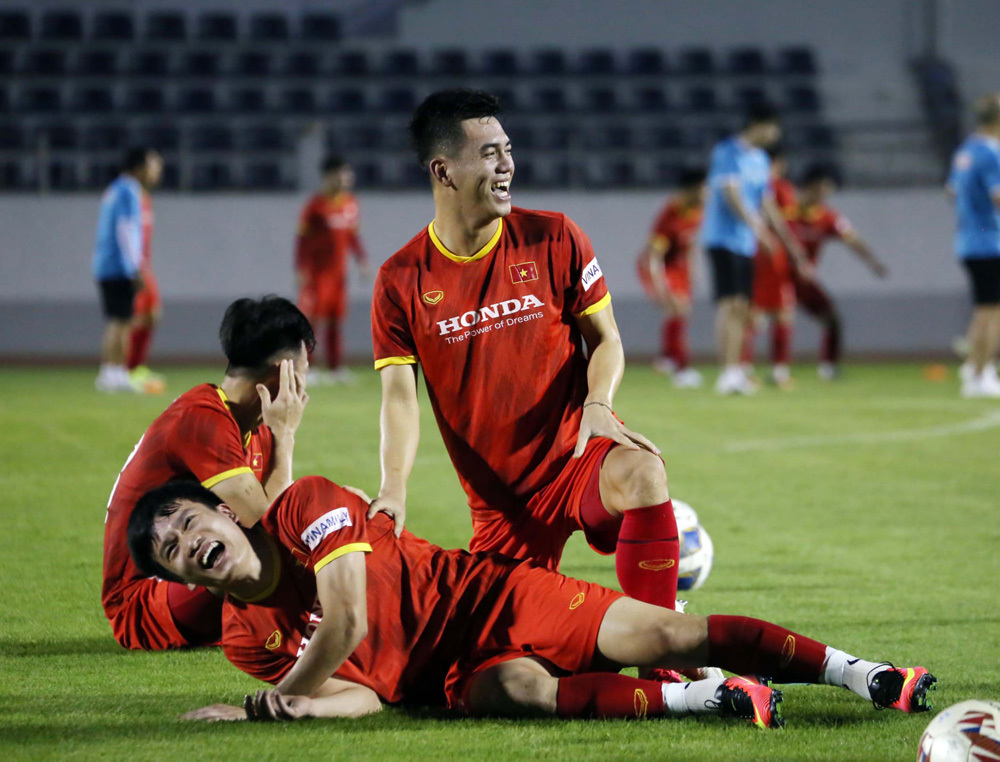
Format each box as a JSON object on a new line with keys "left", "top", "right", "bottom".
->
{"left": 367, "top": 493, "right": 406, "bottom": 537}
{"left": 180, "top": 703, "right": 248, "bottom": 722}
{"left": 245, "top": 689, "right": 312, "bottom": 722}
{"left": 574, "top": 403, "right": 661, "bottom": 458}
{"left": 258, "top": 359, "right": 309, "bottom": 438}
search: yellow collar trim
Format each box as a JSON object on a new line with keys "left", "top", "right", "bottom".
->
{"left": 216, "top": 386, "right": 252, "bottom": 449}
{"left": 427, "top": 218, "right": 503, "bottom": 263}
{"left": 232, "top": 535, "right": 282, "bottom": 604}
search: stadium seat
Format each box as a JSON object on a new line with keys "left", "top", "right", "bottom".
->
{"left": 685, "top": 86, "right": 719, "bottom": 112}
{"left": 677, "top": 48, "right": 715, "bottom": 75}
{"left": 249, "top": 13, "right": 289, "bottom": 41}
{"left": 579, "top": 49, "right": 616, "bottom": 76}
{"left": 82, "top": 124, "right": 126, "bottom": 151}
{"left": 133, "top": 51, "right": 170, "bottom": 77}
{"left": 280, "top": 88, "right": 318, "bottom": 114}
{"left": 48, "top": 161, "right": 78, "bottom": 190}
{"left": 134, "top": 124, "right": 180, "bottom": 150}
{"left": 492, "top": 87, "right": 518, "bottom": 112}
{"left": 777, "top": 46, "right": 817, "bottom": 76}
{"left": 650, "top": 125, "right": 684, "bottom": 149}
{"left": 79, "top": 51, "right": 118, "bottom": 76}
{"left": 0, "top": 51, "right": 13, "bottom": 76}
{"left": 0, "top": 11, "right": 31, "bottom": 40}
{"left": 338, "top": 125, "right": 381, "bottom": 150}
{"left": 535, "top": 124, "right": 574, "bottom": 150}
{"left": 39, "top": 123, "right": 77, "bottom": 150}
{"left": 601, "top": 159, "right": 637, "bottom": 187}
{"left": 533, "top": 87, "right": 568, "bottom": 113}
{"left": 384, "top": 50, "right": 420, "bottom": 77}
{"left": 0, "top": 124, "right": 23, "bottom": 150}
{"left": 327, "top": 88, "right": 366, "bottom": 113}
{"left": 241, "top": 125, "right": 284, "bottom": 151}
{"left": 192, "top": 162, "right": 232, "bottom": 190}
{"left": 229, "top": 87, "right": 267, "bottom": 113}
{"left": 652, "top": 160, "right": 684, "bottom": 185}
{"left": 352, "top": 161, "right": 381, "bottom": 188}
{"left": 87, "top": 161, "right": 120, "bottom": 188}
{"left": 433, "top": 49, "right": 468, "bottom": 77}
{"left": 72, "top": 87, "right": 115, "bottom": 113}
{"left": 626, "top": 49, "right": 665, "bottom": 76}
{"left": 588, "top": 124, "right": 632, "bottom": 149}
{"left": 190, "top": 124, "right": 233, "bottom": 152}
{"left": 0, "top": 162, "right": 23, "bottom": 190}
{"left": 784, "top": 85, "right": 821, "bottom": 113}
{"left": 27, "top": 50, "right": 66, "bottom": 76}
{"left": 145, "top": 12, "right": 186, "bottom": 41}
{"left": 301, "top": 13, "right": 340, "bottom": 41}
{"left": 337, "top": 51, "right": 369, "bottom": 77}
{"left": 126, "top": 88, "right": 167, "bottom": 114}
{"left": 159, "top": 162, "right": 180, "bottom": 190}
{"left": 398, "top": 160, "right": 429, "bottom": 189}
{"left": 93, "top": 12, "right": 134, "bottom": 41}
{"left": 634, "top": 86, "right": 670, "bottom": 112}
{"left": 40, "top": 11, "right": 82, "bottom": 40}
{"left": 284, "top": 52, "right": 320, "bottom": 77}
{"left": 734, "top": 85, "right": 769, "bottom": 111}
{"left": 245, "top": 162, "right": 284, "bottom": 190}
{"left": 792, "top": 124, "right": 836, "bottom": 149}
{"left": 183, "top": 52, "right": 220, "bottom": 77}
{"left": 728, "top": 47, "right": 767, "bottom": 76}
{"left": 583, "top": 87, "right": 618, "bottom": 113}
{"left": 198, "top": 13, "right": 237, "bottom": 41}
{"left": 379, "top": 87, "right": 417, "bottom": 113}
{"left": 18, "top": 87, "right": 62, "bottom": 114}
{"left": 234, "top": 52, "right": 271, "bottom": 77}
{"left": 0, "top": 86, "right": 7, "bottom": 112}
{"left": 532, "top": 50, "right": 566, "bottom": 76}
{"left": 481, "top": 49, "right": 518, "bottom": 77}
{"left": 177, "top": 88, "right": 216, "bottom": 113}
{"left": 504, "top": 124, "right": 535, "bottom": 150}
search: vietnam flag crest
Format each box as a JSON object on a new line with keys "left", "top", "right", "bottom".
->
{"left": 509, "top": 261, "right": 538, "bottom": 284}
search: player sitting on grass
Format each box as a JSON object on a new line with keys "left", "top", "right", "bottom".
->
{"left": 102, "top": 296, "right": 311, "bottom": 650}
{"left": 127, "top": 476, "right": 937, "bottom": 726}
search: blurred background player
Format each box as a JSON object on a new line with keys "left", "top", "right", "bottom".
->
{"left": 947, "top": 93, "right": 1000, "bottom": 398}
{"left": 744, "top": 145, "right": 798, "bottom": 389}
{"left": 294, "top": 155, "right": 370, "bottom": 385}
{"left": 636, "top": 167, "right": 706, "bottom": 389}
{"left": 789, "top": 164, "right": 888, "bottom": 380}
{"left": 92, "top": 146, "right": 162, "bottom": 393}
{"left": 702, "top": 103, "right": 808, "bottom": 395}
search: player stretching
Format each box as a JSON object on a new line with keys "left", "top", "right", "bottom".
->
{"left": 702, "top": 104, "right": 809, "bottom": 395}
{"left": 789, "top": 164, "right": 887, "bottom": 381}
{"left": 370, "top": 90, "right": 682, "bottom": 651}
{"left": 744, "top": 146, "right": 798, "bottom": 389}
{"left": 102, "top": 296, "right": 311, "bottom": 650}
{"left": 92, "top": 147, "right": 163, "bottom": 393}
{"left": 128, "top": 476, "right": 937, "bottom": 725}
{"left": 636, "top": 168, "right": 706, "bottom": 388}
{"left": 295, "top": 156, "right": 370, "bottom": 385}
{"left": 948, "top": 93, "right": 1000, "bottom": 397}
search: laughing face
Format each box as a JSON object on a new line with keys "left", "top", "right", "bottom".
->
{"left": 445, "top": 116, "right": 514, "bottom": 223}
{"left": 150, "top": 500, "right": 256, "bottom": 589}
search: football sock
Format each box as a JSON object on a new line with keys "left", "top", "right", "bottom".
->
{"left": 661, "top": 318, "right": 673, "bottom": 360}
{"left": 126, "top": 326, "right": 152, "bottom": 370}
{"left": 325, "top": 322, "right": 341, "bottom": 371}
{"left": 556, "top": 673, "right": 664, "bottom": 718}
{"left": 662, "top": 678, "right": 727, "bottom": 716}
{"left": 706, "top": 615, "right": 827, "bottom": 683}
{"left": 615, "top": 501, "right": 679, "bottom": 611}
{"left": 670, "top": 317, "right": 690, "bottom": 370}
{"left": 167, "top": 582, "right": 223, "bottom": 645}
{"left": 822, "top": 320, "right": 841, "bottom": 364}
{"left": 772, "top": 322, "right": 791, "bottom": 365}
{"left": 741, "top": 325, "right": 756, "bottom": 364}
{"left": 821, "top": 647, "right": 890, "bottom": 700}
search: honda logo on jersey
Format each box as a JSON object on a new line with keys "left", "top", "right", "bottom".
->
{"left": 436, "top": 294, "right": 545, "bottom": 336}
{"left": 581, "top": 258, "right": 603, "bottom": 292}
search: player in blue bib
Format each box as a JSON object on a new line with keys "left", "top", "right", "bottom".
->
{"left": 948, "top": 93, "right": 1000, "bottom": 397}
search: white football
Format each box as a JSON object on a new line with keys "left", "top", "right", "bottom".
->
{"left": 673, "top": 499, "right": 713, "bottom": 591}
{"left": 917, "top": 700, "right": 1000, "bottom": 762}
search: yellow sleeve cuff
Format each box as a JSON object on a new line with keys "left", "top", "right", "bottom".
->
{"left": 314, "top": 542, "right": 372, "bottom": 574}
{"left": 201, "top": 466, "right": 254, "bottom": 490}
{"left": 574, "top": 292, "right": 612, "bottom": 318}
{"left": 374, "top": 355, "right": 417, "bottom": 370}
{"left": 649, "top": 234, "right": 670, "bottom": 254}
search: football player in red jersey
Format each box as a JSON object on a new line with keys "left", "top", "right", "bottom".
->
{"left": 744, "top": 147, "right": 799, "bottom": 389}
{"left": 101, "top": 296, "right": 312, "bottom": 650}
{"left": 127, "top": 477, "right": 937, "bottom": 725}
{"left": 295, "top": 156, "right": 370, "bottom": 384}
{"left": 369, "top": 90, "right": 681, "bottom": 648}
{"left": 789, "top": 164, "right": 888, "bottom": 380}
{"left": 636, "top": 168, "right": 707, "bottom": 388}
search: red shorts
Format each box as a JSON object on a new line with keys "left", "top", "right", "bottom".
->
{"left": 106, "top": 577, "right": 188, "bottom": 651}
{"left": 753, "top": 248, "right": 794, "bottom": 312}
{"left": 299, "top": 268, "right": 346, "bottom": 320}
{"left": 637, "top": 259, "right": 691, "bottom": 301}
{"left": 468, "top": 438, "right": 620, "bottom": 571}
{"left": 133, "top": 269, "right": 161, "bottom": 317}
{"left": 446, "top": 562, "right": 624, "bottom": 711}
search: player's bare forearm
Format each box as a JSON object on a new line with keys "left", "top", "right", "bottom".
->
{"left": 848, "top": 235, "right": 888, "bottom": 277}
{"left": 763, "top": 197, "right": 807, "bottom": 265}
{"left": 643, "top": 246, "right": 671, "bottom": 305}
{"left": 722, "top": 183, "right": 763, "bottom": 231}
{"left": 262, "top": 432, "right": 295, "bottom": 500}
{"left": 376, "top": 365, "right": 419, "bottom": 499}
{"left": 303, "top": 683, "right": 382, "bottom": 718}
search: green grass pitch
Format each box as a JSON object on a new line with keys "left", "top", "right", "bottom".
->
{"left": 1, "top": 362, "right": 997, "bottom": 761}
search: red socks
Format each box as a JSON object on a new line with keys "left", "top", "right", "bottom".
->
{"left": 772, "top": 323, "right": 791, "bottom": 365}
{"left": 663, "top": 317, "right": 689, "bottom": 369}
{"left": 325, "top": 321, "right": 342, "bottom": 370}
{"left": 707, "top": 615, "right": 827, "bottom": 684}
{"left": 126, "top": 325, "right": 152, "bottom": 370}
{"left": 615, "top": 501, "right": 679, "bottom": 611}
{"left": 822, "top": 320, "right": 841, "bottom": 364}
{"left": 741, "top": 324, "right": 756, "bottom": 364}
{"left": 556, "top": 673, "right": 664, "bottom": 718}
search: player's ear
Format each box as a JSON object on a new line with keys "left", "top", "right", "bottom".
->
{"left": 428, "top": 157, "right": 453, "bottom": 189}
{"left": 218, "top": 503, "right": 240, "bottom": 525}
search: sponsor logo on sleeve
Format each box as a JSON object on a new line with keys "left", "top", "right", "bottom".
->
{"left": 509, "top": 261, "right": 538, "bottom": 284}
{"left": 300, "top": 507, "right": 352, "bottom": 551}
{"left": 265, "top": 630, "right": 282, "bottom": 650}
{"left": 422, "top": 290, "right": 444, "bottom": 305}
{"left": 569, "top": 592, "right": 586, "bottom": 610}
{"left": 581, "top": 258, "right": 603, "bottom": 292}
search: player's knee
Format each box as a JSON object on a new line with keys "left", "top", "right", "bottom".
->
{"left": 647, "top": 612, "right": 706, "bottom": 663}
{"left": 469, "top": 664, "right": 558, "bottom": 716}
{"left": 609, "top": 450, "right": 668, "bottom": 510}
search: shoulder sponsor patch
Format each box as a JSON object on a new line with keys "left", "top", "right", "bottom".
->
{"left": 581, "top": 258, "right": 603, "bottom": 292}
{"left": 300, "top": 507, "right": 352, "bottom": 551}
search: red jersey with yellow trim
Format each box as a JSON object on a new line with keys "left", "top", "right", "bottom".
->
{"left": 102, "top": 384, "right": 273, "bottom": 620}
{"left": 642, "top": 197, "right": 702, "bottom": 270}
{"left": 295, "top": 192, "right": 365, "bottom": 273}
{"left": 223, "top": 476, "right": 528, "bottom": 705}
{"left": 370, "top": 207, "right": 611, "bottom": 515}
{"left": 789, "top": 203, "right": 852, "bottom": 264}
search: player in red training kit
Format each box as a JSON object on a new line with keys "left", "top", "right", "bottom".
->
{"left": 789, "top": 164, "right": 888, "bottom": 380}
{"left": 295, "top": 156, "right": 370, "bottom": 385}
{"left": 128, "top": 476, "right": 937, "bottom": 726}
{"left": 369, "top": 91, "right": 680, "bottom": 680}
{"left": 102, "top": 296, "right": 311, "bottom": 650}
{"left": 126, "top": 148, "right": 166, "bottom": 393}
{"left": 744, "top": 147, "right": 800, "bottom": 389}
{"left": 637, "top": 168, "right": 706, "bottom": 389}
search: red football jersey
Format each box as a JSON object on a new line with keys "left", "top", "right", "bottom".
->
{"left": 140, "top": 190, "right": 154, "bottom": 271}
{"left": 295, "top": 192, "right": 366, "bottom": 273}
{"left": 642, "top": 197, "right": 702, "bottom": 270}
{"left": 223, "top": 476, "right": 526, "bottom": 705}
{"left": 102, "top": 384, "right": 273, "bottom": 620}
{"left": 370, "top": 207, "right": 611, "bottom": 516}
{"left": 789, "top": 203, "right": 852, "bottom": 264}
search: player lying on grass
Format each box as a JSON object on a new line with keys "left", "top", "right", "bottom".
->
{"left": 102, "top": 296, "right": 312, "bottom": 650}
{"left": 127, "top": 476, "right": 936, "bottom": 726}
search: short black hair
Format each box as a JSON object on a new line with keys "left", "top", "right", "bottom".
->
{"left": 678, "top": 167, "right": 707, "bottom": 189}
{"left": 801, "top": 162, "right": 841, "bottom": 187}
{"left": 743, "top": 101, "right": 780, "bottom": 128}
{"left": 322, "top": 155, "right": 347, "bottom": 173}
{"left": 127, "top": 481, "right": 224, "bottom": 584}
{"left": 767, "top": 143, "right": 786, "bottom": 161}
{"left": 408, "top": 88, "right": 502, "bottom": 166}
{"left": 219, "top": 295, "right": 315, "bottom": 374}
{"left": 122, "top": 146, "right": 153, "bottom": 173}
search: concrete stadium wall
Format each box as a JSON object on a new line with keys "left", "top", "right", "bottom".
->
{"left": 0, "top": 187, "right": 970, "bottom": 363}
